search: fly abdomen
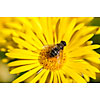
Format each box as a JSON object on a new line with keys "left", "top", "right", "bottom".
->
{"left": 49, "top": 41, "right": 66, "bottom": 58}
{"left": 50, "top": 48, "right": 59, "bottom": 57}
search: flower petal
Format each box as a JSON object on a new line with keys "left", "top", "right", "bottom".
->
{"left": 62, "top": 66, "right": 86, "bottom": 83}
{"left": 30, "top": 69, "right": 46, "bottom": 83}
{"left": 8, "top": 60, "right": 38, "bottom": 67}
{"left": 12, "top": 65, "right": 43, "bottom": 83}
{"left": 10, "top": 63, "right": 41, "bottom": 74}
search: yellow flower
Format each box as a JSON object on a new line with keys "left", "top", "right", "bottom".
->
{"left": 0, "top": 17, "right": 20, "bottom": 51}
{"left": 0, "top": 17, "right": 95, "bottom": 50}
{"left": 74, "top": 17, "right": 93, "bottom": 24}
{"left": 0, "top": 17, "right": 95, "bottom": 63}
{"left": 5, "top": 17, "right": 100, "bottom": 83}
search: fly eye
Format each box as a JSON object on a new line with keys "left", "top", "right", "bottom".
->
{"left": 61, "top": 41, "right": 66, "bottom": 46}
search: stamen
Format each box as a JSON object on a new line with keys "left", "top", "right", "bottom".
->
{"left": 39, "top": 45, "right": 66, "bottom": 70}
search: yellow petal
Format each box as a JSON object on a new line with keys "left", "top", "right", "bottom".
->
{"left": 16, "top": 17, "right": 32, "bottom": 28}
{"left": 82, "top": 61, "right": 100, "bottom": 73}
{"left": 63, "top": 18, "right": 77, "bottom": 44}
{"left": 54, "top": 32, "right": 57, "bottom": 44}
{"left": 58, "top": 17, "right": 71, "bottom": 43}
{"left": 12, "top": 65, "right": 43, "bottom": 83}
{"left": 69, "top": 34, "right": 94, "bottom": 51}
{"left": 13, "top": 37, "right": 37, "bottom": 51}
{"left": 4, "top": 22, "right": 22, "bottom": 30}
{"left": 68, "top": 61, "right": 100, "bottom": 73}
{"left": 8, "top": 60, "right": 38, "bottom": 67}
{"left": 49, "top": 71, "right": 53, "bottom": 83}
{"left": 59, "top": 70, "right": 68, "bottom": 83}
{"left": 85, "top": 56, "right": 100, "bottom": 64}
{"left": 69, "top": 26, "right": 98, "bottom": 47}
{"left": 8, "top": 49, "right": 39, "bottom": 56}
{"left": 76, "top": 17, "right": 93, "bottom": 23}
{"left": 30, "top": 69, "right": 46, "bottom": 83}
{"left": 6, "top": 49, "right": 39, "bottom": 59}
{"left": 62, "top": 67, "right": 86, "bottom": 83}
{"left": 53, "top": 71, "right": 58, "bottom": 83}
{"left": 83, "top": 74, "right": 90, "bottom": 82}
{"left": 47, "top": 17, "right": 54, "bottom": 44}
{"left": 26, "top": 29, "right": 44, "bottom": 47}
{"left": 29, "top": 17, "right": 43, "bottom": 33}
{"left": 66, "top": 61, "right": 98, "bottom": 79}
{"left": 39, "top": 70, "right": 50, "bottom": 83}
{"left": 18, "top": 32, "right": 43, "bottom": 49}
{"left": 69, "top": 45, "right": 100, "bottom": 57}
{"left": 10, "top": 63, "right": 41, "bottom": 74}
{"left": 39, "top": 18, "right": 48, "bottom": 43}
{"left": 55, "top": 71, "right": 61, "bottom": 83}
{"left": 30, "top": 17, "right": 47, "bottom": 45}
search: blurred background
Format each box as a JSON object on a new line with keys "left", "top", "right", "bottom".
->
{"left": 88, "top": 17, "right": 100, "bottom": 82}
{"left": 0, "top": 17, "right": 100, "bottom": 83}
{"left": 0, "top": 51, "right": 16, "bottom": 82}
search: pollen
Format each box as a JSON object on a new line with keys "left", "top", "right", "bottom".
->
{"left": 39, "top": 45, "right": 66, "bottom": 70}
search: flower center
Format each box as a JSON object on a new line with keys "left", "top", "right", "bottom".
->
{"left": 39, "top": 45, "right": 66, "bottom": 71}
